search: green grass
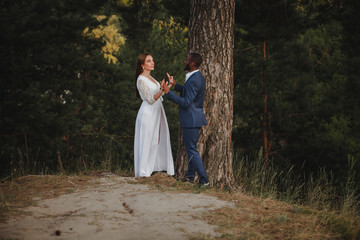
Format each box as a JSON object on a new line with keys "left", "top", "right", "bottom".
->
{"left": 233, "top": 150, "right": 360, "bottom": 239}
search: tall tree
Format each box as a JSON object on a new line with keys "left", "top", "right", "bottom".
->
{"left": 175, "top": 0, "right": 236, "bottom": 188}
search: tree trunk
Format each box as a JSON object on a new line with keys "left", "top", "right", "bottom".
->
{"left": 262, "top": 40, "right": 272, "bottom": 165}
{"left": 57, "top": 150, "right": 64, "bottom": 172}
{"left": 176, "top": 0, "right": 236, "bottom": 188}
{"left": 175, "top": 129, "right": 187, "bottom": 178}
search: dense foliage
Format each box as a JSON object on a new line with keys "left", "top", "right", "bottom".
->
{"left": 1, "top": 0, "right": 359, "bottom": 193}
{"left": 233, "top": 0, "right": 360, "bottom": 186}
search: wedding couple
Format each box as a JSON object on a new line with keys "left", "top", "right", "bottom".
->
{"left": 134, "top": 53, "right": 209, "bottom": 186}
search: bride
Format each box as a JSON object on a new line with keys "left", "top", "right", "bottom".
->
{"left": 134, "top": 53, "right": 174, "bottom": 177}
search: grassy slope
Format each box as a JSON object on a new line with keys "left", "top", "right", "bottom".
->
{"left": 1, "top": 172, "right": 359, "bottom": 239}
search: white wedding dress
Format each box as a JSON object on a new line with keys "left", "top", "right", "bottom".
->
{"left": 134, "top": 75, "right": 174, "bottom": 177}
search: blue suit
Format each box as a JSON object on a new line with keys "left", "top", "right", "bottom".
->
{"left": 166, "top": 71, "right": 209, "bottom": 184}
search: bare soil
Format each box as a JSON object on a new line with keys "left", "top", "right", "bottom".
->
{"left": 0, "top": 172, "right": 233, "bottom": 240}
{"left": 0, "top": 172, "right": 350, "bottom": 239}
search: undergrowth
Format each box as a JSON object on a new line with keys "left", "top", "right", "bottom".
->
{"left": 233, "top": 149, "right": 360, "bottom": 239}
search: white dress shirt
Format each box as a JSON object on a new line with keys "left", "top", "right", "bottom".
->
{"left": 185, "top": 69, "right": 199, "bottom": 82}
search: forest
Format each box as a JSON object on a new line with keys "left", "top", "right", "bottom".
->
{"left": 1, "top": 0, "right": 359, "bottom": 215}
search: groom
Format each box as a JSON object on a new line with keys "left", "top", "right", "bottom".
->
{"left": 162, "top": 53, "right": 209, "bottom": 186}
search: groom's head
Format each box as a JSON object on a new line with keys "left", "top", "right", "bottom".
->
{"left": 184, "top": 53, "right": 202, "bottom": 71}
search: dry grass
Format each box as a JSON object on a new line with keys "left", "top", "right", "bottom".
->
{"left": 0, "top": 172, "right": 105, "bottom": 222}
{"left": 135, "top": 172, "right": 178, "bottom": 187}
{"left": 203, "top": 196, "right": 343, "bottom": 239}
{"left": 136, "top": 172, "right": 359, "bottom": 240}
{"left": 1, "top": 172, "right": 358, "bottom": 239}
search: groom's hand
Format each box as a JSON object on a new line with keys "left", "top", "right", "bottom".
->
{"left": 166, "top": 73, "right": 176, "bottom": 87}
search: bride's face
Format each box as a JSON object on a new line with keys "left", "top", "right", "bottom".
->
{"left": 142, "top": 55, "right": 155, "bottom": 71}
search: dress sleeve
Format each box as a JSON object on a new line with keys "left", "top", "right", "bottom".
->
{"left": 138, "top": 78, "right": 156, "bottom": 104}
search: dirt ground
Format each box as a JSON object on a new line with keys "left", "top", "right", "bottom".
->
{"left": 0, "top": 172, "right": 354, "bottom": 240}
{"left": 0, "top": 173, "right": 235, "bottom": 240}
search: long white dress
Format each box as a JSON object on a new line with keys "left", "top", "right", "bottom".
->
{"left": 134, "top": 75, "right": 174, "bottom": 177}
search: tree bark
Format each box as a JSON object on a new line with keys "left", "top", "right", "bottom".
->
{"left": 176, "top": 0, "right": 236, "bottom": 188}
{"left": 57, "top": 150, "right": 64, "bottom": 172}
{"left": 262, "top": 40, "right": 272, "bottom": 165}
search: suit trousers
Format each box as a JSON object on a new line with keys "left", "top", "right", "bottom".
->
{"left": 182, "top": 127, "right": 209, "bottom": 184}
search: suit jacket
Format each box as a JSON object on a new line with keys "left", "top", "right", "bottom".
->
{"left": 166, "top": 71, "right": 208, "bottom": 128}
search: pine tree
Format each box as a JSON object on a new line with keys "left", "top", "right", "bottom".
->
{"left": 175, "top": 0, "right": 236, "bottom": 188}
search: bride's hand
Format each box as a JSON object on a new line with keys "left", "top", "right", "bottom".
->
{"left": 162, "top": 79, "right": 170, "bottom": 94}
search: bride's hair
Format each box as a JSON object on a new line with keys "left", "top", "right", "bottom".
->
{"left": 135, "top": 53, "right": 151, "bottom": 98}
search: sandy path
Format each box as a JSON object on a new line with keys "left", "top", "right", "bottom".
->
{"left": 0, "top": 175, "right": 234, "bottom": 240}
